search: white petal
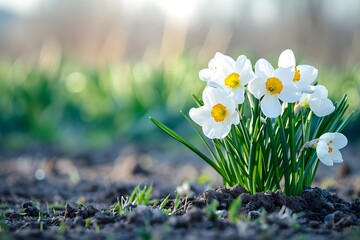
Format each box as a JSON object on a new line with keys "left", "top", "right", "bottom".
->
{"left": 208, "top": 58, "right": 217, "bottom": 69}
{"left": 189, "top": 107, "right": 211, "bottom": 126}
{"left": 330, "top": 149, "right": 343, "bottom": 163}
{"left": 274, "top": 67, "right": 294, "bottom": 83}
{"left": 278, "top": 83, "right": 302, "bottom": 103}
{"left": 297, "top": 65, "right": 318, "bottom": 85}
{"left": 207, "top": 80, "right": 223, "bottom": 89}
{"left": 236, "top": 56, "right": 251, "bottom": 76}
{"left": 221, "top": 93, "right": 236, "bottom": 113}
{"left": 260, "top": 94, "right": 282, "bottom": 118}
{"left": 230, "top": 87, "right": 245, "bottom": 104}
{"left": 309, "top": 98, "right": 335, "bottom": 117}
{"left": 255, "top": 58, "right": 274, "bottom": 80}
{"left": 316, "top": 141, "right": 330, "bottom": 158}
{"left": 241, "top": 71, "right": 255, "bottom": 86}
{"left": 333, "top": 133, "right": 348, "bottom": 149}
{"left": 235, "top": 55, "right": 247, "bottom": 72}
{"left": 202, "top": 121, "right": 216, "bottom": 139}
{"left": 214, "top": 52, "right": 235, "bottom": 75}
{"left": 202, "top": 87, "right": 227, "bottom": 107}
{"left": 319, "top": 133, "right": 334, "bottom": 142}
{"left": 278, "top": 49, "right": 296, "bottom": 68}
{"left": 316, "top": 142, "right": 334, "bottom": 166}
{"left": 204, "top": 121, "right": 231, "bottom": 139}
{"left": 318, "top": 156, "right": 334, "bottom": 166}
{"left": 230, "top": 111, "right": 240, "bottom": 125}
{"left": 299, "top": 93, "right": 308, "bottom": 104}
{"left": 294, "top": 81, "right": 315, "bottom": 94}
{"left": 199, "top": 69, "right": 215, "bottom": 82}
{"left": 248, "top": 77, "right": 266, "bottom": 99}
{"left": 314, "top": 85, "right": 329, "bottom": 98}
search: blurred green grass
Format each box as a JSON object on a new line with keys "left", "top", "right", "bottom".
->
{"left": 0, "top": 56, "right": 358, "bottom": 153}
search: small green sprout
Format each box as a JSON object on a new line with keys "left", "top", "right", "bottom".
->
{"left": 0, "top": 214, "right": 9, "bottom": 233}
{"left": 40, "top": 222, "right": 44, "bottom": 232}
{"left": 228, "top": 197, "right": 242, "bottom": 223}
{"left": 129, "top": 185, "right": 153, "bottom": 206}
{"left": 76, "top": 197, "right": 86, "bottom": 206}
{"left": 59, "top": 221, "right": 67, "bottom": 235}
{"left": 159, "top": 194, "right": 171, "bottom": 211}
{"left": 205, "top": 200, "right": 219, "bottom": 221}
{"left": 172, "top": 193, "right": 181, "bottom": 215}
{"left": 94, "top": 223, "right": 100, "bottom": 233}
{"left": 85, "top": 218, "right": 91, "bottom": 227}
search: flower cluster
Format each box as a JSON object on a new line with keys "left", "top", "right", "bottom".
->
{"left": 192, "top": 49, "right": 333, "bottom": 137}
{"left": 151, "top": 49, "right": 352, "bottom": 196}
{"left": 190, "top": 49, "right": 347, "bottom": 167}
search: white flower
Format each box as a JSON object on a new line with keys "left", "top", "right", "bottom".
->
{"left": 248, "top": 59, "right": 301, "bottom": 118}
{"left": 176, "top": 182, "right": 192, "bottom": 197}
{"left": 199, "top": 52, "right": 255, "bottom": 104}
{"left": 316, "top": 132, "right": 348, "bottom": 166}
{"left": 189, "top": 86, "right": 239, "bottom": 139}
{"left": 278, "top": 49, "right": 318, "bottom": 93}
{"left": 299, "top": 85, "right": 335, "bottom": 117}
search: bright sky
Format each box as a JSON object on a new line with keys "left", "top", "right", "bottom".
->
{"left": 0, "top": 0, "right": 39, "bottom": 15}
{"left": 0, "top": 0, "right": 357, "bottom": 24}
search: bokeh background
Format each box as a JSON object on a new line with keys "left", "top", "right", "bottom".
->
{"left": 0, "top": 0, "right": 359, "bottom": 174}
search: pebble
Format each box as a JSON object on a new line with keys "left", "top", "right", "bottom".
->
{"left": 23, "top": 201, "right": 40, "bottom": 217}
{"left": 94, "top": 212, "right": 116, "bottom": 224}
{"left": 127, "top": 205, "right": 166, "bottom": 225}
{"left": 248, "top": 210, "right": 260, "bottom": 220}
{"left": 77, "top": 205, "right": 98, "bottom": 219}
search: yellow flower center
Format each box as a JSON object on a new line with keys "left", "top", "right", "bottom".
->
{"left": 211, "top": 103, "right": 228, "bottom": 122}
{"left": 293, "top": 68, "right": 301, "bottom": 82}
{"left": 265, "top": 77, "right": 283, "bottom": 95}
{"left": 300, "top": 98, "right": 310, "bottom": 108}
{"left": 224, "top": 73, "right": 240, "bottom": 89}
{"left": 327, "top": 140, "right": 334, "bottom": 153}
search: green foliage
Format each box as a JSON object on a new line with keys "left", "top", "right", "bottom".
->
{"left": 152, "top": 92, "right": 352, "bottom": 196}
{"left": 110, "top": 197, "right": 126, "bottom": 215}
{"left": 228, "top": 197, "right": 242, "bottom": 223}
{"left": 162, "top": 193, "right": 181, "bottom": 216}
{"left": 59, "top": 221, "right": 67, "bottom": 235}
{"left": 0, "top": 214, "right": 9, "bottom": 233}
{"left": 205, "top": 200, "right": 219, "bottom": 220}
{"left": 0, "top": 56, "right": 203, "bottom": 152}
{"left": 159, "top": 194, "right": 171, "bottom": 211}
{"left": 85, "top": 218, "right": 91, "bottom": 227}
{"left": 129, "top": 185, "right": 153, "bottom": 206}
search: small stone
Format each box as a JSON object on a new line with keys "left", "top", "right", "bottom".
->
{"left": 309, "top": 221, "right": 320, "bottom": 228}
{"left": 77, "top": 205, "right": 98, "bottom": 219}
{"left": 74, "top": 216, "right": 85, "bottom": 225}
{"left": 23, "top": 201, "right": 40, "bottom": 217}
{"left": 127, "top": 206, "right": 166, "bottom": 225}
{"left": 64, "top": 203, "right": 76, "bottom": 218}
{"left": 168, "top": 216, "right": 188, "bottom": 228}
{"left": 248, "top": 210, "right": 260, "bottom": 220}
{"left": 184, "top": 208, "right": 204, "bottom": 223}
{"left": 94, "top": 212, "right": 116, "bottom": 224}
{"left": 274, "top": 190, "right": 287, "bottom": 206}
{"left": 202, "top": 189, "right": 218, "bottom": 203}
{"left": 228, "top": 184, "right": 248, "bottom": 198}
{"left": 239, "top": 193, "right": 252, "bottom": 204}
{"left": 301, "top": 188, "right": 333, "bottom": 212}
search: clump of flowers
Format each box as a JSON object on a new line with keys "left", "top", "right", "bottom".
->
{"left": 151, "top": 49, "right": 353, "bottom": 196}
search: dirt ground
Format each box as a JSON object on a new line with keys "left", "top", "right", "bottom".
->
{"left": 0, "top": 143, "right": 360, "bottom": 239}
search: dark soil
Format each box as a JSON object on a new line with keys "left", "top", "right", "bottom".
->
{"left": 1, "top": 146, "right": 360, "bottom": 239}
